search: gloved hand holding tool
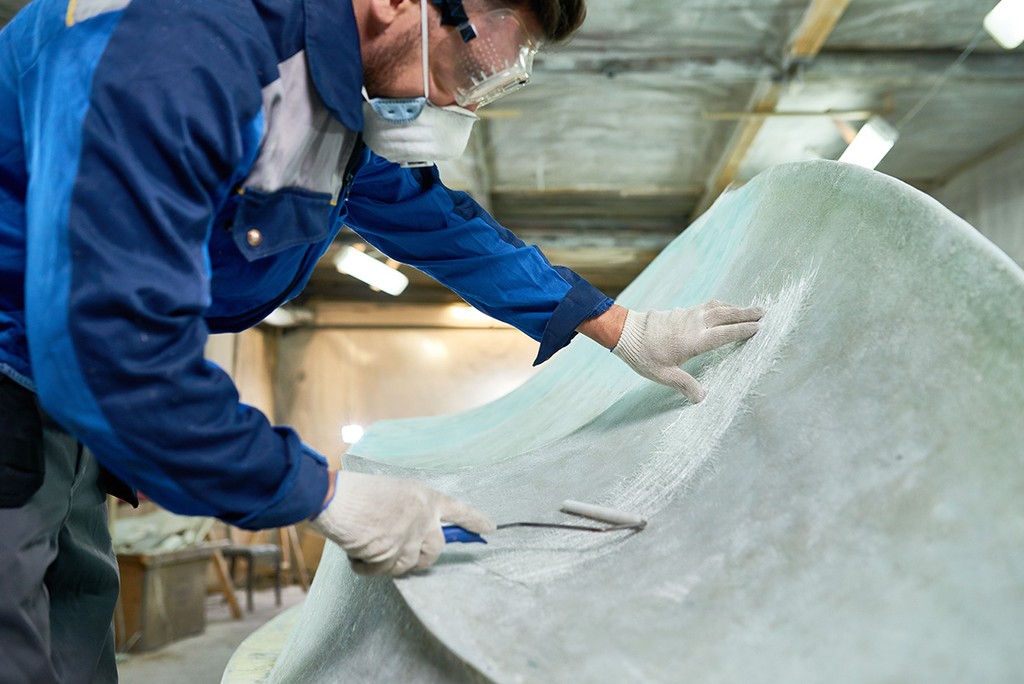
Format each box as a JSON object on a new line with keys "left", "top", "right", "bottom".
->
{"left": 613, "top": 300, "right": 765, "bottom": 403}
{"left": 310, "top": 470, "right": 495, "bottom": 576}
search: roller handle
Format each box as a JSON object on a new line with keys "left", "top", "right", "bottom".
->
{"left": 443, "top": 525, "right": 488, "bottom": 544}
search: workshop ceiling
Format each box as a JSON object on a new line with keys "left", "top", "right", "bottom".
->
{"left": 4, "top": 0, "right": 1022, "bottom": 307}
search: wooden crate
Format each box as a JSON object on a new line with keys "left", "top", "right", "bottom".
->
{"left": 114, "top": 546, "right": 215, "bottom": 653}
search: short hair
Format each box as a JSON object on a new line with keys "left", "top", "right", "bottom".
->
{"left": 490, "top": 0, "right": 587, "bottom": 44}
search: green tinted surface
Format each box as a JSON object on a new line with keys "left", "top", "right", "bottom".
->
{"left": 267, "top": 161, "right": 1024, "bottom": 684}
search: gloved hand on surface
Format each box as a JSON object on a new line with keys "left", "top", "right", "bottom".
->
{"left": 613, "top": 300, "right": 765, "bottom": 403}
{"left": 309, "top": 470, "right": 495, "bottom": 577}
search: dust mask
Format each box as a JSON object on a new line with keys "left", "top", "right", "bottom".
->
{"left": 361, "top": 97, "right": 477, "bottom": 168}
{"left": 361, "top": 1, "right": 479, "bottom": 167}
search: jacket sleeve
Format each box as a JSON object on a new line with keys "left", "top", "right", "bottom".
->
{"left": 342, "top": 152, "right": 614, "bottom": 365}
{"left": 20, "top": 4, "right": 327, "bottom": 528}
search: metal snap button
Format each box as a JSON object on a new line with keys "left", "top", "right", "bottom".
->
{"left": 247, "top": 229, "right": 263, "bottom": 247}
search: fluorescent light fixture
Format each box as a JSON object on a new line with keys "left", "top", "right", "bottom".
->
{"left": 838, "top": 116, "right": 899, "bottom": 170}
{"left": 341, "top": 424, "right": 364, "bottom": 444}
{"left": 985, "top": 0, "right": 1024, "bottom": 49}
{"left": 333, "top": 246, "right": 408, "bottom": 296}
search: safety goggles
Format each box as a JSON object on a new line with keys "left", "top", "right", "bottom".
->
{"left": 429, "top": 8, "right": 540, "bottom": 108}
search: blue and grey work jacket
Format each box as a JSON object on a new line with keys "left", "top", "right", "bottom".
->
{"left": 0, "top": 0, "right": 613, "bottom": 528}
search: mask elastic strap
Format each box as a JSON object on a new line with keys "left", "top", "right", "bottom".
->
{"left": 421, "top": 0, "right": 430, "bottom": 101}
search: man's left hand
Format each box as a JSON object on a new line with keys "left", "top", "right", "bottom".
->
{"left": 612, "top": 301, "right": 765, "bottom": 402}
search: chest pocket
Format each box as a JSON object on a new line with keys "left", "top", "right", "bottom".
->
{"left": 231, "top": 49, "right": 359, "bottom": 261}
{"left": 229, "top": 186, "right": 335, "bottom": 261}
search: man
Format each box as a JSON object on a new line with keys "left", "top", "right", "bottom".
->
{"left": 0, "top": 0, "right": 763, "bottom": 681}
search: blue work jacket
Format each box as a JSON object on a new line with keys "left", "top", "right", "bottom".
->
{"left": 0, "top": 0, "right": 612, "bottom": 528}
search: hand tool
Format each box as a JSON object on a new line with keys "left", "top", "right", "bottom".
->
{"left": 443, "top": 499, "right": 647, "bottom": 544}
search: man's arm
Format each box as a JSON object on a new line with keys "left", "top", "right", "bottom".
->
{"left": 20, "top": 4, "right": 329, "bottom": 529}
{"left": 576, "top": 303, "right": 629, "bottom": 349}
{"left": 342, "top": 152, "right": 613, "bottom": 365}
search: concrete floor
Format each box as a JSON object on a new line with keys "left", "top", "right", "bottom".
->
{"left": 117, "top": 584, "right": 306, "bottom": 684}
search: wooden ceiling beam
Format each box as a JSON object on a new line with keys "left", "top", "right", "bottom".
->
{"left": 691, "top": 80, "right": 781, "bottom": 219}
{"left": 691, "top": 0, "right": 853, "bottom": 219}
{"left": 786, "top": 0, "right": 854, "bottom": 61}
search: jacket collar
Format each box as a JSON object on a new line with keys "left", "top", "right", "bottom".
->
{"left": 303, "top": 0, "right": 365, "bottom": 131}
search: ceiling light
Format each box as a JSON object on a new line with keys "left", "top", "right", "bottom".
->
{"left": 984, "top": 0, "right": 1024, "bottom": 49}
{"left": 333, "top": 246, "right": 409, "bottom": 296}
{"left": 838, "top": 116, "right": 899, "bottom": 170}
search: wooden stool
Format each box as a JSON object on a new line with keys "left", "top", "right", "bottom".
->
{"left": 221, "top": 544, "right": 282, "bottom": 612}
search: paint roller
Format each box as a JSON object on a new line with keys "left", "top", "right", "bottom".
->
{"left": 443, "top": 499, "right": 647, "bottom": 544}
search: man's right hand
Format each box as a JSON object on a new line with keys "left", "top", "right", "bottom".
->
{"left": 309, "top": 470, "right": 495, "bottom": 577}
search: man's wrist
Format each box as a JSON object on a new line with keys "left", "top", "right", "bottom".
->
{"left": 576, "top": 304, "right": 628, "bottom": 350}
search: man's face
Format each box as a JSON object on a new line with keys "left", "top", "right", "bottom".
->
{"left": 361, "top": 2, "right": 423, "bottom": 102}
{"left": 362, "top": 0, "right": 540, "bottom": 109}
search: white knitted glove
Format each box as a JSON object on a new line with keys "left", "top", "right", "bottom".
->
{"left": 613, "top": 300, "right": 764, "bottom": 403}
{"left": 310, "top": 471, "right": 495, "bottom": 576}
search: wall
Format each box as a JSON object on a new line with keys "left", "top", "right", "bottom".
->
{"left": 275, "top": 326, "right": 540, "bottom": 469}
{"left": 204, "top": 329, "right": 281, "bottom": 554}
{"left": 932, "top": 133, "right": 1024, "bottom": 266}
{"left": 206, "top": 328, "right": 278, "bottom": 422}
{"left": 272, "top": 306, "right": 541, "bottom": 571}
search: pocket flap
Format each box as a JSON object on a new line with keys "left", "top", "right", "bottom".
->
{"left": 231, "top": 187, "right": 335, "bottom": 262}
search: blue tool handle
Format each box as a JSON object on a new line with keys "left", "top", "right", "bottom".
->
{"left": 443, "top": 525, "right": 487, "bottom": 544}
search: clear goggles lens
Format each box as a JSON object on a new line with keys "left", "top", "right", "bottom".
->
{"left": 431, "top": 9, "right": 539, "bottom": 108}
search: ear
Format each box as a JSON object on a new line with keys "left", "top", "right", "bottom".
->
{"left": 365, "top": 0, "right": 417, "bottom": 28}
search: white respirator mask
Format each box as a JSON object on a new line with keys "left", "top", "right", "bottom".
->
{"left": 361, "top": 96, "right": 478, "bottom": 168}
{"left": 361, "top": 0, "right": 480, "bottom": 167}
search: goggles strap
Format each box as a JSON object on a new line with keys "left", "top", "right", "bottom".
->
{"left": 430, "top": 0, "right": 477, "bottom": 42}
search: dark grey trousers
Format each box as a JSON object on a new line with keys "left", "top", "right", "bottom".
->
{"left": 0, "top": 376, "right": 119, "bottom": 683}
